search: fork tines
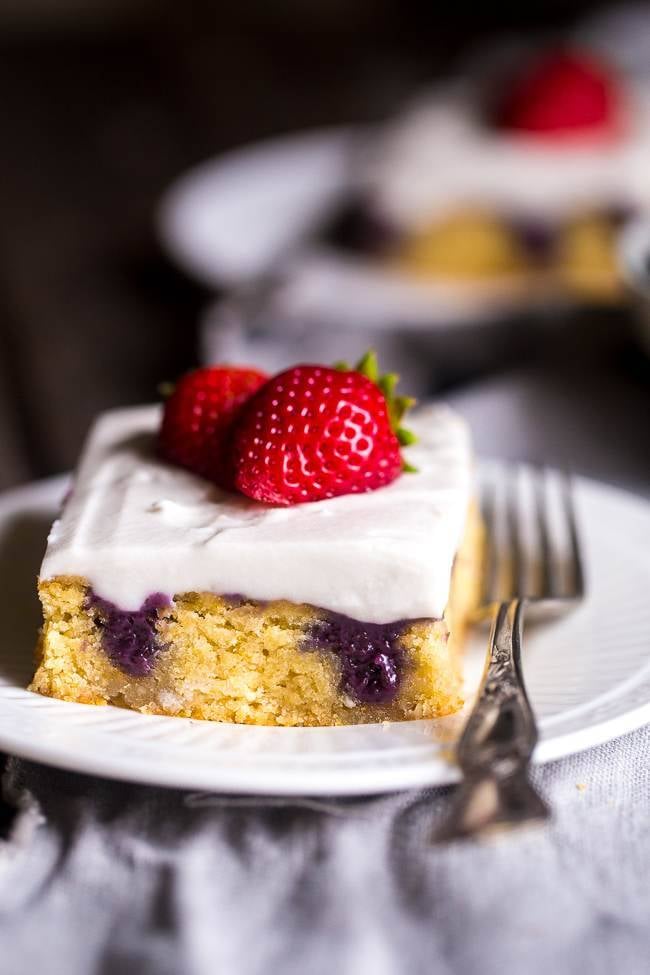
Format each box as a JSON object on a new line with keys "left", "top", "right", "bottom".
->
{"left": 480, "top": 464, "right": 584, "bottom": 608}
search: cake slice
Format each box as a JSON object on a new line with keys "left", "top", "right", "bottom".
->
{"left": 31, "top": 399, "right": 482, "bottom": 727}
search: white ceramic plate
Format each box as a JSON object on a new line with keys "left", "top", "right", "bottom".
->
{"left": 0, "top": 474, "right": 649, "bottom": 795}
{"left": 158, "top": 127, "right": 358, "bottom": 287}
{"left": 157, "top": 127, "right": 557, "bottom": 329}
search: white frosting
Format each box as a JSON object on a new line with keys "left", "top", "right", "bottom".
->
{"left": 365, "top": 83, "right": 650, "bottom": 228}
{"left": 40, "top": 403, "right": 472, "bottom": 623}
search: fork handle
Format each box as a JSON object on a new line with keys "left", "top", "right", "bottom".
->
{"left": 437, "top": 600, "right": 550, "bottom": 840}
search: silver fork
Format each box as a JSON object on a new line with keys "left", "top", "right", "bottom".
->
{"left": 436, "top": 466, "right": 585, "bottom": 842}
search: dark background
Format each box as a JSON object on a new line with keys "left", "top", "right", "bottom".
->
{"left": 0, "top": 0, "right": 646, "bottom": 490}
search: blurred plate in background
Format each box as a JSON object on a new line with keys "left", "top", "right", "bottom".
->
{"left": 158, "top": 127, "right": 358, "bottom": 287}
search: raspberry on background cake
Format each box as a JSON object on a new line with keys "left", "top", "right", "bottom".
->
{"left": 30, "top": 356, "right": 484, "bottom": 727}
{"left": 495, "top": 49, "right": 623, "bottom": 140}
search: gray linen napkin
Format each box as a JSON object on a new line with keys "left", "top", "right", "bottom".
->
{"left": 0, "top": 724, "right": 648, "bottom": 975}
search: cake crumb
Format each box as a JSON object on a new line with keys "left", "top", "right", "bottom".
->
{"left": 576, "top": 782, "right": 588, "bottom": 793}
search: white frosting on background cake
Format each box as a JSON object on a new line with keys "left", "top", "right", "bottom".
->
{"left": 40, "top": 403, "right": 473, "bottom": 623}
{"left": 365, "top": 84, "right": 650, "bottom": 228}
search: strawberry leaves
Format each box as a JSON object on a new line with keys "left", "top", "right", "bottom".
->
{"left": 339, "top": 350, "right": 418, "bottom": 472}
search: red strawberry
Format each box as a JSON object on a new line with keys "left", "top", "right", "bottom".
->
{"left": 230, "top": 352, "right": 416, "bottom": 506}
{"left": 159, "top": 365, "right": 268, "bottom": 488}
{"left": 497, "top": 50, "right": 621, "bottom": 139}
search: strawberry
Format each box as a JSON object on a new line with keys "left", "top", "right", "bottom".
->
{"left": 158, "top": 365, "right": 268, "bottom": 488}
{"left": 230, "top": 351, "right": 416, "bottom": 506}
{"left": 497, "top": 50, "right": 621, "bottom": 139}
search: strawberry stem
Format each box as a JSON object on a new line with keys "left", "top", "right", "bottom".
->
{"left": 355, "top": 350, "right": 379, "bottom": 383}
{"left": 378, "top": 372, "right": 398, "bottom": 398}
{"left": 351, "top": 348, "right": 419, "bottom": 471}
{"left": 157, "top": 381, "right": 176, "bottom": 399}
{"left": 397, "top": 427, "right": 418, "bottom": 446}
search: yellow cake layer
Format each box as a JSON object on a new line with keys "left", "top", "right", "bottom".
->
{"left": 30, "top": 504, "right": 484, "bottom": 727}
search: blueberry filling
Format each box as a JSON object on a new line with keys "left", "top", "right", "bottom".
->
{"left": 221, "top": 593, "right": 247, "bottom": 608}
{"left": 509, "top": 217, "right": 555, "bottom": 262}
{"left": 86, "top": 589, "right": 407, "bottom": 702}
{"left": 304, "top": 613, "right": 408, "bottom": 705}
{"left": 321, "top": 197, "right": 400, "bottom": 256}
{"left": 85, "top": 591, "right": 169, "bottom": 678}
